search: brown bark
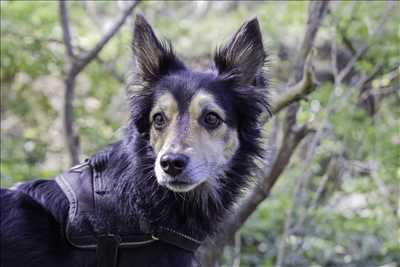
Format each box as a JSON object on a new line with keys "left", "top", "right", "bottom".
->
{"left": 59, "top": 1, "right": 140, "bottom": 165}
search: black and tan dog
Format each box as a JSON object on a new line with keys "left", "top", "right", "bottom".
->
{"left": 0, "top": 15, "right": 270, "bottom": 267}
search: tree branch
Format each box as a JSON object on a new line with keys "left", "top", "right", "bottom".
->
{"left": 59, "top": 1, "right": 75, "bottom": 60}
{"left": 274, "top": 11, "right": 393, "bottom": 259}
{"left": 228, "top": 107, "right": 314, "bottom": 237}
{"left": 270, "top": 1, "right": 330, "bottom": 116}
{"left": 63, "top": 70, "right": 80, "bottom": 165}
{"left": 295, "top": 1, "right": 330, "bottom": 80}
{"left": 337, "top": 1, "right": 396, "bottom": 82}
{"left": 75, "top": 1, "right": 140, "bottom": 73}
{"left": 271, "top": 56, "right": 315, "bottom": 114}
{"left": 269, "top": 0, "right": 395, "bottom": 119}
{"left": 58, "top": 0, "right": 140, "bottom": 165}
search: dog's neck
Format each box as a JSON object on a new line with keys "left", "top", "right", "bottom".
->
{"left": 99, "top": 136, "right": 248, "bottom": 240}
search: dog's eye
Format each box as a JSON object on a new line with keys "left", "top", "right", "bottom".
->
{"left": 153, "top": 113, "right": 167, "bottom": 130}
{"left": 203, "top": 112, "right": 222, "bottom": 129}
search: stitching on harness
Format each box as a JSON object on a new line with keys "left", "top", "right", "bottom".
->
{"left": 56, "top": 174, "right": 77, "bottom": 221}
{"left": 160, "top": 227, "right": 203, "bottom": 244}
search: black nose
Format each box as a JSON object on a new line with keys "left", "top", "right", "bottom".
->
{"left": 160, "top": 153, "right": 189, "bottom": 176}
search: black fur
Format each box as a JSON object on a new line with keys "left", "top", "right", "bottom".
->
{"left": 1, "top": 15, "right": 270, "bottom": 267}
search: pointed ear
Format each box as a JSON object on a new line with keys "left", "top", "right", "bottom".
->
{"left": 132, "top": 15, "right": 184, "bottom": 83}
{"left": 214, "top": 18, "right": 266, "bottom": 84}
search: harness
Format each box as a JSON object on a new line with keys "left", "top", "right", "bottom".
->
{"left": 55, "top": 154, "right": 204, "bottom": 267}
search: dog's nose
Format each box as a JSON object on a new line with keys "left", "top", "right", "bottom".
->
{"left": 160, "top": 153, "right": 189, "bottom": 176}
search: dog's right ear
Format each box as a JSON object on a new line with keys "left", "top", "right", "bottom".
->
{"left": 132, "top": 15, "right": 184, "bottom": 84}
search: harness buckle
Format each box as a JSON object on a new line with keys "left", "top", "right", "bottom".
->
{"left": 69, "top": 158, "right": 90, "bottom": 172}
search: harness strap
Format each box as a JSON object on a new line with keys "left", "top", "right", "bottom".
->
{"left": 154, "top": 227, "right": 203, "bottom": 252}
{"left": 55, "top": 156, "right": 205, "bottom": 266}
{"left": 97, "top": 235, "right": 121, "bottom": 267}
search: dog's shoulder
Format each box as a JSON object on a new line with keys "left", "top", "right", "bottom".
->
{"left": 11, "top": 179, "right": 69, "bottom": 223}
{"left": 1, "top": 181, "right": 60, "bottom": 226}
{"left": 0, "top": 186, "right": 53, "bottom": 238}
{"left": 0, "top": 181, "right": 72, "bottom": 266}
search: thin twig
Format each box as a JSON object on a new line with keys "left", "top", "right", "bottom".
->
{"left": 330, "top": 18, "right": 339, "bottom": 78}
{"left": 337, "top": 1, "right": 396, "bottom": 82}
{"left": 336, "top": 2, "right": 358, "bottom": 55}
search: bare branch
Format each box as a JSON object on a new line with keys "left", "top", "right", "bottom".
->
{"left": 4, "top": 29, "right": 64, "bottom": 46}
{"left": 274, "top": 42, "right": 388, "bottom": 265}
{"left": 237, "top": 0, "right": 329, "bottom": 226}
{"left": 275, "top": 115, "right": 328, "bottom": 267}
{"left": 271, "top": 56, "right": 315, "bottom": 114}
{"left": 360, "top": 86, "right": 398, "bottom": 102}
{"left": 275, "top": 164, "right": 303, "bottom": 267}
{"left": 270, "top": 0, "right": 395, "bottom": 119}
{"left": 270, "top": 1, "right": 329, "bottom": 116}
{"left": 63, "top": 70, "right": 80, "bottom": 165}
{"left": 330, "top": 20, "right": 339, "bottom": 78}
{"left": 336, "top": 2, "right": 358, "bottom": 55}
{"left": 59, "top": 1, "right": 75, "bottom": 60}
{"left": 227, "top": 232, "right": 241, "bottom": 267}
{"left": 76, "top": 1, "right": 140, "bottom": 73}
{"left": 58, "top": 0, "right": 140, "bottom": 165}
{"left": 337, "top": 1, "right": 396, "bottom": 82}
{"left": 295, "top": 1, "right": 330, "bottom": 79}
{"left": 59, "top": 0, "right": 79, "bottom": 164}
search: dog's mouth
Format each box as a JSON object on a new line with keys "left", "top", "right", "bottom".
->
{"left": 155, "top": 158, "right": 210, "bottom": 192}
{"left": 164, "top": 180, "right": 199, "bottom": 192}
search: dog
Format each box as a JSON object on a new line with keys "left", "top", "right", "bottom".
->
{"left": 0, "top": 15, "right": 269, "bottom": 267}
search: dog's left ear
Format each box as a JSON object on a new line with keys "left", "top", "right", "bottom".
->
{"left": 132, "top": 15, "right": 184, "bottom": 84}
{"left": 214, "top": 18, "right": 266, "bottom": 85}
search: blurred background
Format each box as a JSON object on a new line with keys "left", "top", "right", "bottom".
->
{"left": 1, "top": 1, "right": 399, "bottom": 267}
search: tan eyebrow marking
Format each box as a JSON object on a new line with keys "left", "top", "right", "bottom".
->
{"left": 188, "top": 90, "right": 226, "bottom": 121}
{"left": 149, "top": 92, "right": 179, "bottom": 154}
{"left": 150, "top": 92, "right": 178, "bottom": 121}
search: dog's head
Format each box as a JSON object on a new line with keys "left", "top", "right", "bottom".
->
{"left": 129, "top": 15, "right": 269, "bottom": 193}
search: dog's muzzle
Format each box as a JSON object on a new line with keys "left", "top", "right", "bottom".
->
{"left": 160, "top": 153, "right": 189, "bottom": 177}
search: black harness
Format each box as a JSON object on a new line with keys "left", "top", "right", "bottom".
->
{"left": 55, "top": 156, "right": 204, "bottom": 267}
